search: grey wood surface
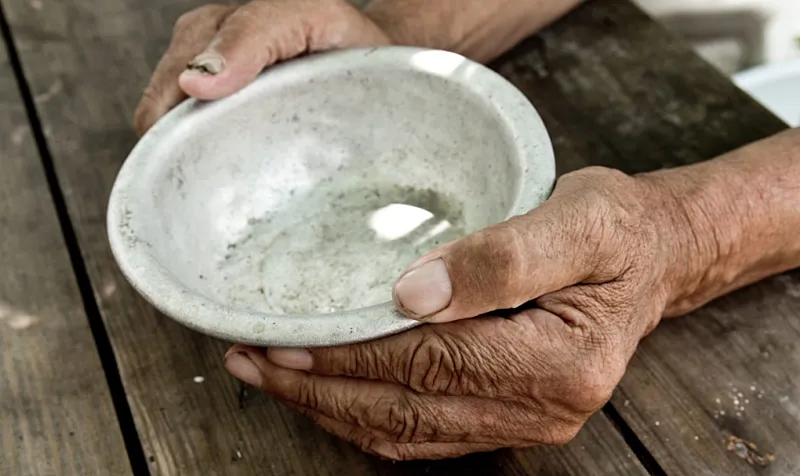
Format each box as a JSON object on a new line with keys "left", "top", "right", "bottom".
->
{"left": 492, "top": 2, "right": 796, "bottom": 475}
{"left": 0, "top": 0, "right": 648, "bottom": 474}
{"left": 0, "top": 31, "right": 131, "bottom": 476}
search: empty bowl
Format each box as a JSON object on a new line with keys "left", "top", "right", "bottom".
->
{"left": 108, "top": 46, "right": 555, "bottom": 347}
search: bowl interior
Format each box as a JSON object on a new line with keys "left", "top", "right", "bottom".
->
{"left": 121, "top": 49, "right": 526, "bottom": 318}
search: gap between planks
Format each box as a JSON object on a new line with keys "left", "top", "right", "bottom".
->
{"left": 603, "top": 404, "right": 668, "bottom": 476}
{"left": 0, "top": 4, "right": 150, "bottom": 475}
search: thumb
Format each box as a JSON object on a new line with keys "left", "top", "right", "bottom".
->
{"left": 178, "top": 0, "right": 390, "bottom": 100}
{"left": 392, "top": 201, "right": 598, "bottom": 323}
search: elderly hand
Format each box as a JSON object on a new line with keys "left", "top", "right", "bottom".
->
{"left": 134, "top": 0, "right": 392, "bottom": 134}
{"left": 224, "top": 127, "right": 800, "bottom": 460}
{"left": 134, "top": 0, "right": 580, "bottom": 134}
{"left": 142, "top": 0, "right": 800, "bottom": 463}
{"left": 224, "top": 167, "right": 683, "bottom": 460}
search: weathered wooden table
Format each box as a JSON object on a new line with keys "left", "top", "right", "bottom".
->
{"left": 1, "top": 0, "right": 798, "bottom": 474}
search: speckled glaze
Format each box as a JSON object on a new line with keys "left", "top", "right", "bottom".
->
{"left": 107, "top": 47, "right": 555, "bottom": 347}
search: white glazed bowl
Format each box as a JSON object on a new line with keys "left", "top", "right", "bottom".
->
{"left": 108, "top": 47, "right": 555, "bottom": 347}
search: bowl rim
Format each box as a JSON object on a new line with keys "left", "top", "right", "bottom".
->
{"left": 107, "top": 46, "right": 555, "bottom": 347}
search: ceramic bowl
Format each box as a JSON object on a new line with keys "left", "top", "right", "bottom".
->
{"left": 108, "top": 46, "right": 555, "bottom": 347}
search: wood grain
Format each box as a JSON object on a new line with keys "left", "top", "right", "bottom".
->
{"left": 0, "top": 0, "right": 646, "bottom": 475}
{"left": 0, "top": 30, "right": 130, "bottom": 476}
{"left": 492, "top": 2, "right": 797, "bottom": 475}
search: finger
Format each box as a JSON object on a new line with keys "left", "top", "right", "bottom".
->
{"left": 391, "top": 189, "right": 607, "bottom": 323}
{"left": 290, "top": 403, "right": 500, "bottom": 460}
{"left": 267, "top": 317, "right": 536, "bottom": 395}
{"left": 179, "top": 0, "right": 391, "bottom": 100}
{"left": 225, "top": 345, "right": 542, "bottom": 444}
{"left": 134, "top": 4, "right": 235, "bottom": 135}
{"left": 266, "top": 313, "right": 572, "bottom": 399}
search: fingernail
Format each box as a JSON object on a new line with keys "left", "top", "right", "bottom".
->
{"left": 267, "top": 348, "right": 313, "bottom": 370}
{"left": 185, "top": 50, "right": 225, "bottom": 75}
{"left": 225, "top": 352, "right": 262, "bottom": 387}
{"left": 394, "top": 259, "right": 452, "bottom": 319}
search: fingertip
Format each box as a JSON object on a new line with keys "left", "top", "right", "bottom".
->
{"left": 132, "top": 110, "right": 152, "bottom": 137}
{"left": 224, "top": 349, "right": 263, "bottom": 387}
{"left": 267, "top": 348, "right": 313, "bottom": 370}
{"left": 133, "top": 104, "right": 166, "bottom": 137}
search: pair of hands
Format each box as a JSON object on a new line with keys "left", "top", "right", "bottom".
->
{"left": 136, "top": 0, "right": 690, "bottom": 460}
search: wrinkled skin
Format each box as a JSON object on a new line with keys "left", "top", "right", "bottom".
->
{"left": 137, "top": 0, "right": 671, "bottom": 460}
{"left": 223, "top": 167, "right": 669, "bottom": 459}
{"left": 136, "top": 0, "right": 800, "bottom": 462}
{"left": 134, "top": 0, "right": 390, "bottom": 135}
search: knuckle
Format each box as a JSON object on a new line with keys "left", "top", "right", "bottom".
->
{"left": 558, "top": 167, "right": 657, "bottom": 276}
{"left": 386, "top": 396, "right": 422, "bottom": 443}
{"left": 560, "top": 166, "right": 630, "bottom": 192}
{"left": 406, "top": 331, "right": 471, "bottom": 394}
{"left": 407, "top": 333, "right": 454, "bottom": 393}
{"left": 560, "top": 166, "right": 639, "bottom": 217}
{"left": 323, "top": 344, "right": 379, "bottom": 377}
{"left": 491, "top": 223, "right": 529, "bottom": 305}
{"left": 173, "top": 4, "right": 228, "bottom": 35}
{"left": 351, "top": 344, "right": 381, "bottom": 379}
{"left": 292, "top": 0, "right": 356, "bottom": 51}
{"left": 452, "top": 225, "right": 527, "bottom": 308}
{"left": 363, "top": 438, "right": 406, "bottom": 460}
{"left": 294, "top": 378, "right": 320, "bottom": 410}
{"left": 173, "top": 10, "right": 199, "bottom": 35}
{"left": 356, "top": 435, "right": 379, "bottom": 455}
{"left": 571, "top": 364, "right": 616, "bottom": 413}
{"left": 546, "top": 423, "right": 583, "bottom": 446}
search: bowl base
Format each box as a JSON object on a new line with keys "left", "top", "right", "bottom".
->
{"left": 214, "top": 182, "right": 465, "bottom": 315}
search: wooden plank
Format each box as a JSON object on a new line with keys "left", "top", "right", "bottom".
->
{"left": 0, "top": 30, "right": 131, "bottom": 476}
{"left": 492, "top": 1, "right": 797, "bottom": 475}
{"left": 0, "top": 0, "right": 647, "bottom": 475}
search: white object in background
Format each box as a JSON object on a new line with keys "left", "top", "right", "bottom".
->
{"left": 634, "top": 0, "right": 800, "bottom": 64}
{"left": 734, "top": 57, "right": 800, "bottom": 127}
